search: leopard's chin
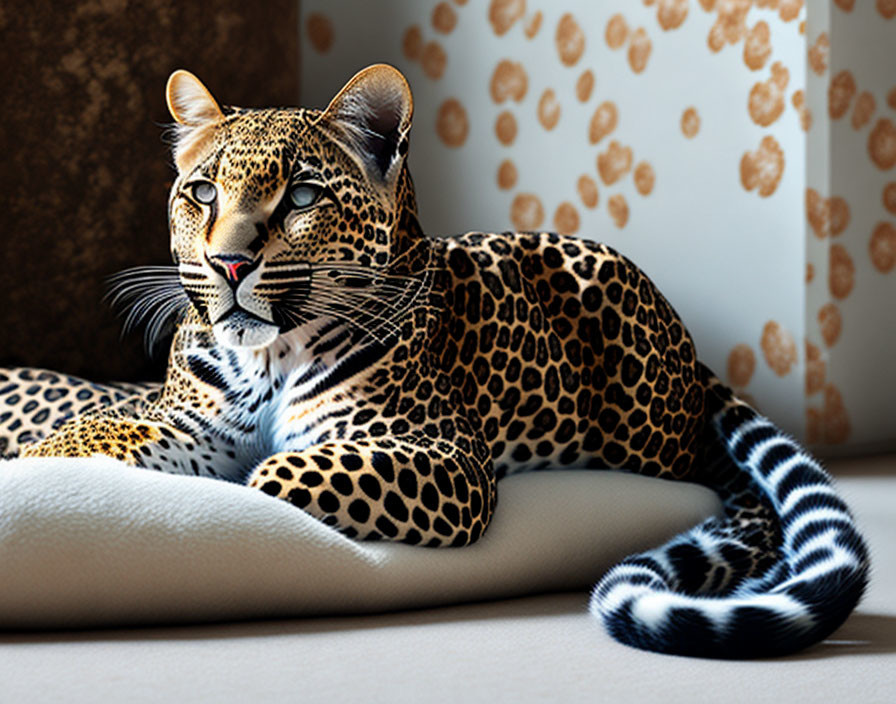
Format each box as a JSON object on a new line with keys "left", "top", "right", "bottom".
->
{"left": 212, "top": 311, "right": 280, "bottom": 350}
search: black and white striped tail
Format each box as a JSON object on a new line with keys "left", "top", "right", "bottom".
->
{"left": 590, "top": 382, "right": 870, "bottom": 658}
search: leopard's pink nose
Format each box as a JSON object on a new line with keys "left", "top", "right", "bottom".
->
{"left": 207, "top": 253, "right": 256, "bottom": 284}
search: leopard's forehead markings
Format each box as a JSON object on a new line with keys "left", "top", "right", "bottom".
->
{"left": 205, "top": 107, "right": 323, "bottom": 205}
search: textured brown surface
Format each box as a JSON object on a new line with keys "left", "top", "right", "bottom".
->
{"left": 0, "top": 1, "right": 299, "bottom": 382}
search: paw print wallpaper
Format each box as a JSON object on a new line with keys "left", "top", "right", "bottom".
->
{"left": 300, "top": 0, "right": 896, "bottom": 451}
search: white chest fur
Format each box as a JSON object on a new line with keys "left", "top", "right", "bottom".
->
{"left": 175, "top": 318, "right": 362, "bottom": 470}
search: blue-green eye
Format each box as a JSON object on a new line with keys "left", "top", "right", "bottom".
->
{"left": 191, "top": 181, "right": 217, "bottom": 205}
{"left": 289, "top": 183, "right": 322, "bottom": 209}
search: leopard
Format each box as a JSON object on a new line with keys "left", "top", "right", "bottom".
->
{"left": 4, "top": 64, "right": 868, "bottom": 658}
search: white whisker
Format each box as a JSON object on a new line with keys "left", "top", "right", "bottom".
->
{"left": 106, "top": 265, "right": 191, "bottom": 356}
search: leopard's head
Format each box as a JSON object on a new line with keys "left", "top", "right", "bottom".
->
{"left": 164, "top": 64, "right": 418, "bottom": 350}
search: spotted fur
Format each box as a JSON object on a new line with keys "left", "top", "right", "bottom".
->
{"left": 7, "top": 65, "right": 868, "bottom": 657}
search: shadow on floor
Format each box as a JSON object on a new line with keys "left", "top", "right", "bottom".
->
{"left": 0, "top": 591, "right": 591, "bottom": 644}
{"left": 785, "top": 612, "right": 896, "bottom": 660}
{"left": 5, "top": 597, "right": 895, "bottom": 662}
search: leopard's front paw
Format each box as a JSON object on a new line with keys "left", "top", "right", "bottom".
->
{"left": 20, "top": 417, "right": 164, "bottom": 463}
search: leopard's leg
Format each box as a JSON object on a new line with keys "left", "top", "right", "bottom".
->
{"left": 247, "top": 432, "right": 496, "bottom": 547}
{"left": 21, "top": 413, "right": 241, "bottom": 480}
{"left": 0, "top": 366, "right": 160, "bottom": 458}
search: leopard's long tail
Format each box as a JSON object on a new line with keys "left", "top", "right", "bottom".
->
{"left": 589, "top": 368, "right": 870, "bottom": 658}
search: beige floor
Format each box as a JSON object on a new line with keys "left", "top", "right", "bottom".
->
{"left": 2, "top": 456, "right": 895, "bottom": 704}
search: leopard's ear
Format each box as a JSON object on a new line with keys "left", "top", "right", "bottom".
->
{"left": 166, "top": 70, "right": 225, "bottom": 126}
{"left": 318, "top": 64, "right": 413, "bottom": 186}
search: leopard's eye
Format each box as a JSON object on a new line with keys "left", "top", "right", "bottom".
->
{"left": 191, "top": 181, "right": 217, "bottom": 205}
{"left": 288, "top": 183, "right": 322, "bottom": 210}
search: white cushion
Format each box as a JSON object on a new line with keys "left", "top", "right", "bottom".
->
{"left": 0, "top": 456, "right": 721, "bottom": 628}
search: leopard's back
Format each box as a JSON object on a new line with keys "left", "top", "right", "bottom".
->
{"left": 431, "top": 230, "right": 706, "bottom": 481}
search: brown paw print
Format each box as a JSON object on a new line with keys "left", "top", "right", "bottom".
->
{"left": 497, "top": 160, "right": 517, "bottom": 190}
{"left": 628, "top": 27, "right": 652, "bottom": 73}
{"left": 634, "top": 161, "right": 655, "bottom": 196}
{"left": 779, "top": 0, "right": 804, "bottom": 22}
{"left": 806, "top": 190, "right": 849, "bottom": 238}
{"left": 852, "top": 91, "right": 876, "bottom": 130}
{"left": 707, "top": 0, "right": 750, "bottom": 52}
{"left": 422, "top": 41, "right": 447, "bottom": 79}
{"left": 553, "top": 202, "right": 580, "bottom": 235}
{"left": 834, "top": 0, "right": 855, "bottom": 10}
{"left": 489, "top": 0, "right": 525, "bottom": 36}
{"left": 490, "top": 60, "right": 528, "bottom": 103}
{"left": 741, "top": 136, "right": 785, "bottom": 197}
{"left": 589, "top": 101, "right": 618, "bottom": 144}
{"left": 576, "top": 70, "right": 594, "bottom": 102}
{"left": 510, "top": 193, "right": 544, "bottom": 229}
{"left": 597, "top": 140, "right": 633, "bottom": 185}
{"left": 828, "top": 70, "right": 856, "bottom": 120}
{"left": 727, "top": 343, "right": 756, "bottom": 388}
{"left": 748, "top": 62, "right": 789, "bottom": 127}
{"left": 829, "top": 196, "right": 850, "bottom": 236}
{"left": 805, "top": 340, "right": 825, "bottom": 396}
{"left": 829, "top": 244, "right": 855, "bottom": 299}
{"left": 883, "top": 183, "right": 896, "bottom": 215}
{"left": 792, "top": 90, "right": 812, "bottom": 131}
{"left": 555, "top": 13, "right": 585, "bottom": 67}
{"left": 402, "top": 26, "right": 423, "bottom": 60}
{"left": 537, "top": 89, "right": 561, "bottom": 130}
{"left": 524, "top": 11, "right": 543, "bottom": 39}
{"left": 869, "top": 221, "right": 896, "bottom": 273}
{"left": 608, "top": 194, "right": 629, "bottom": 228}
{"left": 868, "top": 118, "right": 896, "bottom": 170}
{"left": 744, "top": 21, "right": 771, "bottom": 71}
{"left": 806, "top": 262, "right": 815, "bottom": 283}
{"left": 577, "top": 175, "right": 599, "bottom": 209}
{"left": 681, "top": 107, "right": 700, "bottom": 138}
{"left": 806, "top": 188, "right": 829, "bottom": 238}
{"left": 495, "top": 110, "right": 517, "bottom": 145}
{"left": 605, "top": 13, "right": 629, "bottom": 50}
{"left": 656, "top": 0, "right": 689, "bottom": 31}
{"left": 878, "top": 0, "right": 896, "bottom": 19}
{"left": 760, "top": 320, "right": 797, "bottom": 377}
{"left": 436, "top": 99, "right": 469, "bottom": 147}
{"left": 818, "top": 303, "right": 842, "bottom": 348}
{"left": 808, "top": 32, "right": 829, "bottom": 75}
{"left": 432, "top": 2, "right": 458, "bottom": 34}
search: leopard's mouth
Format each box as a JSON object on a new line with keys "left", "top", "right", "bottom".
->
{"left": 211, "top": 309, "right": 280, "bottom": 350}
